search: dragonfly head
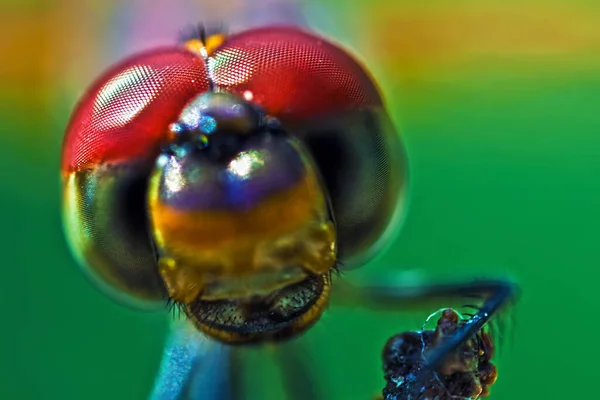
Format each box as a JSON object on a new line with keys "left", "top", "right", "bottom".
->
{"left": 148, "top": 92, "right": 336, "bottom": 343}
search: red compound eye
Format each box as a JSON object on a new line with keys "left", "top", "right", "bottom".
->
{"left": 210, "top": 26, "right": 382, "bottom": 120}
{"left": 62, "top": 47, "right": 210, "bottom": 173}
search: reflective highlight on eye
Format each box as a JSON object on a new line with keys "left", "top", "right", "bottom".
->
{"left": 198, "top": 116, "right": 217, "bottom": 134}
{"left": 228, "top": 150, "right": 264, "bottom": 179}
{"left": 164, "top": 157, "right": 185, "bottom": 194}
{"left": 177, "top": 92, "right": 262, "bottom": 136}
{"left": 94, "top": 66, "right": 158, "bottom": 129}
{"left": 168, "top": 122, "right": 184, "bottom": 134}
{"left": 180, "top": 102, "right": 203, "bottom": 129}
{"left": 208, "top": 48, "right": 254, "bottom": 85}
{"left": 243, "top": 90, "right": 254, "bottom": 101}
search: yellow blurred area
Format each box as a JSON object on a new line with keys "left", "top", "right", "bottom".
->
{"left": 349, "top": 0, "right": 600, "bottom": 81}
{"left": 0, "top": 2, "right": 105, "bottom": 108}
{"left": 365, "top": 2, "right": 600, "bottom": 57}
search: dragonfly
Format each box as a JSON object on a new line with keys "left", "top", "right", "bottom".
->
{"left": 60, "top": 0, "right": 518, "bottom": 398}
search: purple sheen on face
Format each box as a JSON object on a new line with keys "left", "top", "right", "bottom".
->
{"left": 158, "top": 136, "right": 308, "bottom": 211}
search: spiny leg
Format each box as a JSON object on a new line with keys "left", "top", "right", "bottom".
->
{"left": 333, "top": 274, "right": 519, "bottom": 369}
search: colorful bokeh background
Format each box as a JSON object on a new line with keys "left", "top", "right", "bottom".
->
{"left": 2, "top": 0, "right": 599, "bottom": 399}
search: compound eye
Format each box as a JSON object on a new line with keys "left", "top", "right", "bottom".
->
{"left": 62, "top": 47, "right": 211, "bottom": 173}
{"left": 209, "top": 26, "right": 383, "bottom": 120}
{"left": 61, "top": 47, "right": 211, "bottom": 309}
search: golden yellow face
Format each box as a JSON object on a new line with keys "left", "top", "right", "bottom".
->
{"left": 147, "top": 92, "right": 337, "bottom": 343}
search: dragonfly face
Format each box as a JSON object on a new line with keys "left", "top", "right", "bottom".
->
{"left": 149, "top": 91, "right": 335, "bottom": 342}
{"left": 61, "top": 26, "right": 408, "bottom": 344}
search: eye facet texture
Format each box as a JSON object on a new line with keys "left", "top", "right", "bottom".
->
{"left": 62, "top": 48, "right": 210, "bottom": 173}
{"left": 209, "top": 26, "right": 382, "bottom": 120}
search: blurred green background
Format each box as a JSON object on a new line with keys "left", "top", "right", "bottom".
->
{"left": 2, "top": 0, "right": 599, "bottom": 398}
